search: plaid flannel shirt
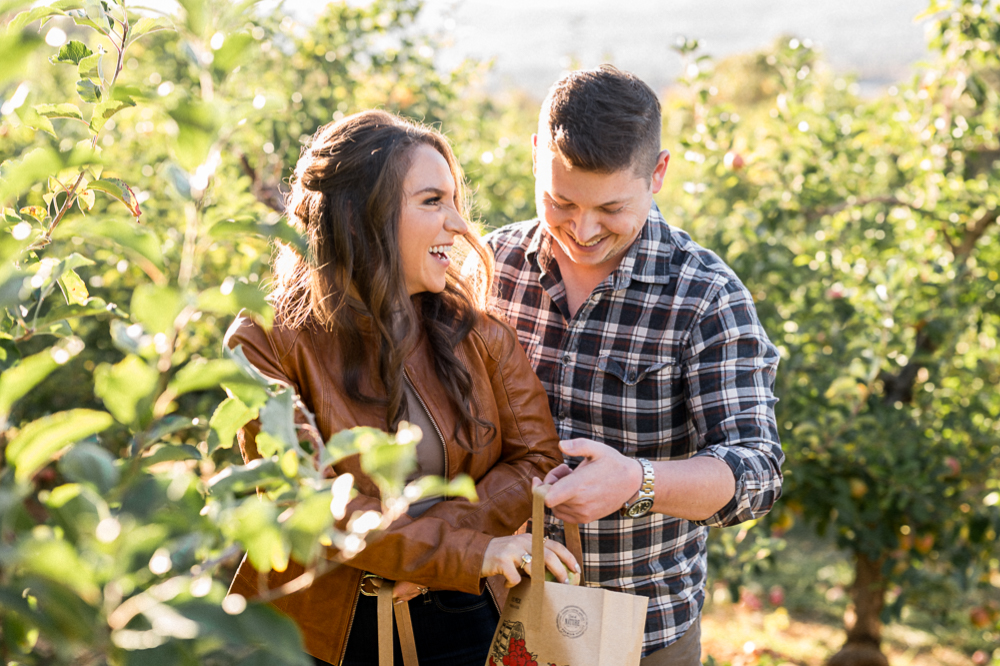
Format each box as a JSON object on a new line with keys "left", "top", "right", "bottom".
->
{"left": 484, "top": 202, "right": 784, "bottom": 654}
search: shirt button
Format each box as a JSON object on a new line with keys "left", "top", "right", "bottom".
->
{"left": 628, "top": 371, "right": 637, "bottom": 382}
{"left": 558, "top": 406, "right": 567, "bottom": 419}
{"left": 561, "top": 354, "right": 571, "bottom": 364}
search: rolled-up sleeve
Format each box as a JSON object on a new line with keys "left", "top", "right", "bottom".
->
{"left": 684, "top": 280, "right": 784, "bottom": 528}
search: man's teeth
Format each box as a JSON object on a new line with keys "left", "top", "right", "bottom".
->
{"left": 571, "top": 235, "right": 603, "bottom": 247}
{"left": 429, "top": 245, "right": 451, "bottom": 256}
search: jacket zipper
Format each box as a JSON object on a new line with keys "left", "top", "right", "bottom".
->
{"left": 402, "top": 369, "right": 449, "bottom": 476}
{"left": 337, "top": 582, "right": 362, "bottom": 666}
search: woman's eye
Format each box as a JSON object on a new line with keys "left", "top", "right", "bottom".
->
{"left": 424, "top": 197, "right": 441, "bottom": 206}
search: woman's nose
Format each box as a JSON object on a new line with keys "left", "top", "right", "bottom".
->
{"left": 445, "top": 209, "right": 469, "bottom": 235}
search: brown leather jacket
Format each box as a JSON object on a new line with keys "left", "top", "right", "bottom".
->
{"left": 225, "top": 313, "right": 562, "bottom": 664}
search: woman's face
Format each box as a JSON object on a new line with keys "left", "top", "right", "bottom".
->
{"left": 398, "top": 144, "right": 469, "bottom": 295}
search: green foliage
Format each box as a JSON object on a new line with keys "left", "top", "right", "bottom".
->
{"left": 667, "top": 0, "right": 1000, "bottom": 646}
{"left": 0, "top": 0, "right": 492, "bottom": 661}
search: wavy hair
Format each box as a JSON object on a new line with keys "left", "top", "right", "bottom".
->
{"left": 271, "top": 110, "right": 496, "bottom": 450}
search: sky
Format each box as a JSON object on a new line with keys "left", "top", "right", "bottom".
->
{"left": 289, "top": 0, "right": 933, "bottom": 98}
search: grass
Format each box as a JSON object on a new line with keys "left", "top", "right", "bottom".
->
{"left": 700, "top": 526, "right": 1000, "bottom": 666}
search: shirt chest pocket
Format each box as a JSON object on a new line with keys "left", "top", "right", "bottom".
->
{"left": 595, "top": 351, "right": 684, "bottom": 453}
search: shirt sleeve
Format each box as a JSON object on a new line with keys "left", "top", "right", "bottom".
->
{"left": 682, "top": 278, "right": 784, "bottom": 528}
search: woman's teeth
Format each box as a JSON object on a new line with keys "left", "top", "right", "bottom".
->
{"left": 429, "top": 245, "right": 450, "bottom": 259}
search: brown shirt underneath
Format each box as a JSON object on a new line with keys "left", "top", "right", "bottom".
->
{"left": 403, "top": 380, "right": 446, "bottom": 517}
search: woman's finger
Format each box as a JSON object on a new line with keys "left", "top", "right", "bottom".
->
{"left": 544, "top": 538, "right": 580, "bottom": 574}
{"left": 501, "top": 559, "right": 522, "bottom": 588}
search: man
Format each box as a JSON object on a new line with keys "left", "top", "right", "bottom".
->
{"left": 484, "top": 65, "right": 784, "bottom": 664}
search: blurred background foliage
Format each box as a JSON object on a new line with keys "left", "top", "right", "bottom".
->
{"left": 0, "top": 0, "right": 998, "bottom": 664}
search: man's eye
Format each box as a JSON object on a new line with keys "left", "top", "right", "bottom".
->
{"left": 603, "top": 206, "right": 625, "bottom": 214}
{"left": 550, "top": 200, "right": 570, "bottom": 210}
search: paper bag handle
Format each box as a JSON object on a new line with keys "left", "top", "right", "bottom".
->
{"left": 531, "top": 484, "right": 584, "bottom": 585}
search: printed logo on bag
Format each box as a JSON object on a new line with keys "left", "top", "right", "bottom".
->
{"left": 555, "top": 605, "right": 588, "bottom": 638}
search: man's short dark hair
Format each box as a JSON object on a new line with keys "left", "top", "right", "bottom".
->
{"left": 539, "top": 64, "right": 662, "bottom": 178}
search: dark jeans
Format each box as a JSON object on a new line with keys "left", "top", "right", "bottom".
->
{"left": 313, "top": 588, "right": 499, "bottom": 666}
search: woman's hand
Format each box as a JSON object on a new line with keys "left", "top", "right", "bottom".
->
{"left": 392, "top": 580, "right": 428, "bottom": 603}
{"left": 480, "top": 533, "right": 579, "bottom": 588}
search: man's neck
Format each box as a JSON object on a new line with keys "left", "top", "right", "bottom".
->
{"left": 551, "top": 243, "right": 621, "bottom": 318}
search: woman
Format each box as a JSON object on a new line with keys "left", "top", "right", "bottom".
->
{"left": 226, "top": 109, "right": 576, "bottom": 666}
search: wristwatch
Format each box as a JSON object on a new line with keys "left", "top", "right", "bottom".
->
{"left": 620, "top": 458, "right": 655, "bottom": 518}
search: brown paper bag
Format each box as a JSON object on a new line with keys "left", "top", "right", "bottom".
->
{"left": 485, "top": 485, "right": 648, "bottom": 666}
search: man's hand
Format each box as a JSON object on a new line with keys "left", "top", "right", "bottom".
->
{"left": 540, "top": 438, "right": 643, "bottom": 523}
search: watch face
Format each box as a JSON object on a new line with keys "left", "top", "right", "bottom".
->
{"left": 626, "top": 498, "right": 654, "bottom": 518}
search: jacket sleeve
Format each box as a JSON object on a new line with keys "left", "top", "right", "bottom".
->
{"left": 345, "top": 318, "right": 563, "bottom": 592}
{"left": 684, "top": 280, "right": 785, "bottom": 528}
{"left": 226, "top": 315, "right": 324, "bottom": 461}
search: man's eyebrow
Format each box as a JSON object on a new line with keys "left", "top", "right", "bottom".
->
{"left": 548, "top": 191, "right": 625, "bottom": 207}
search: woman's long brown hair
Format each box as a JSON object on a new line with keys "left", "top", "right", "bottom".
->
{"left": 270, "top": 110, "right": 496, "bottom": 450}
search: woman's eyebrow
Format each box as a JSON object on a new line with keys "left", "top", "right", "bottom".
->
{"left": 411, "top": 186, "right": 447, "bottom": 197}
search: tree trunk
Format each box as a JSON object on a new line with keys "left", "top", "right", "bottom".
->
{"left": 826, "top": 552, "right": 889, "bottom": 666}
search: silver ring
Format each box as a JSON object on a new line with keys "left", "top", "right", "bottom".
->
{"left": 520, "top": 553, "right": 532, "bottom": 569}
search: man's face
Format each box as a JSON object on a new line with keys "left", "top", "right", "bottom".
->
{"left": 533, "top": 135, "right": 669, "bottom": 272}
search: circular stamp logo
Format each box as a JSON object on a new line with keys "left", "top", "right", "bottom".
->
{"left": 556, "top": 605, "right": 588, "bottom": 638}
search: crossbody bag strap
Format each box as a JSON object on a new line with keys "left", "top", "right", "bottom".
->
{"left": 377, "top": 581, "right": 420, "bottom": 666}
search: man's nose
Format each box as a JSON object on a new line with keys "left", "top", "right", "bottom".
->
{"left": 573, "top": 210, "right": 601, "bottom": 242}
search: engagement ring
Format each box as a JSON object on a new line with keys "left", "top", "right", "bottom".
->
{"left": 520, "top": 553, "right": 532, "bottom": 569}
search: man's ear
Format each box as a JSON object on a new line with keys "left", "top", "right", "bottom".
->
{"left": 531, "top": 133, "right": 538, "bottom": 176}
{"left": 650, "top": 149, "right": 670, "bottom": 194}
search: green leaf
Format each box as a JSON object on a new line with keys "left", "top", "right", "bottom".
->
{"left": 87, "top": 178, "right": 141, "bottom": 218}
{"left": 76, "top": 78, "right": 102, "bottom": 103}
{"left": 124, "top": 16, "right": 174, "bottom": 49}
{"left": 83, "top": 0, "right": 110, "bottom": 33}
{"left": 209, "top": 218, "right": 309, "bottom": 259}
{"left": 232, "top": 499, "right": 287, "bottom": 572}
{"left": 142, "top": 415, "right": 196, "bottom": 446}
{"left": 90, "top": 97, "right": 135, "bottom": 134}
{"left": 6, "top": 409, "right": 115, "bottom": 482}
{"left": 208, "top": 396, "right": 256, "bottom": 454}
{"left": 32, "top": 298, "right": 110, "bottom": 332}
{"left": 0, "top": 147, "right": 60, "bottom": 203}
{"left": 49, "top": 40, "right": 93, "bottom": 66}
{"left": 197, "top": 281, "right": 273, "bottom": 324}
{"left": 58, "top": 441, "right": 119, "bottom": 494}
{"left": 109, "top": 318, "right": 145, "bottom": 355}
{"left": 259, "top": 389, "right": 297, "bottom": 452}
{"left": 130, "top": 284, "right": 184, "bottom": 335}
{"left": 210, "top": 32, "right": 255, "bottom": 75}
{"left": 6, "top": 7, "right": 67, "bottom": 35}
{"left": 168, "top": 358, "right": 243, "bottom": 397}
{"left": 0, "top": 349, "right": 60, "bottom": 417}
{"left": 77, "top": 51, "right": 102, "bottom": 82}
{"left": 141, "top": 443, "right": 201, "bottom": 467}
{"left": 208, "top": 458, "right": 284, "bottom": 496}
{"left": 54, "top": 218, "right": 163, "bottom": 269}
{"left": 57, "top": 268, "right": 89, "bottom": 306}
{"left": 167, "top": 101, "right": 219, "bottom": 170}
{"left": 93, "top": 355, "right": 158, "bottom": 426}
{"left": 406, "top": 473, "right": 478, "bottom": 503}
{"left": 15, "top": 106, "right": 56, "bottom": 137}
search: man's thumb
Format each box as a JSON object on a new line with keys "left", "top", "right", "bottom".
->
{"left": 560, "top": 438, "right": 598, "bottom": 459}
